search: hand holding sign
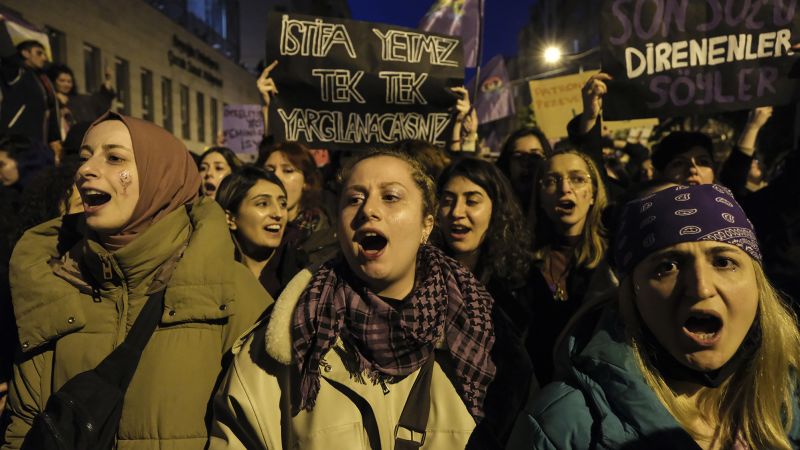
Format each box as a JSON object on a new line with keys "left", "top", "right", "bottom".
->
{"left": 580, "top": 73, "right": 612, "bottom": 134}
{"left": 257, "top": 60, "right": 279, "bottom": 107}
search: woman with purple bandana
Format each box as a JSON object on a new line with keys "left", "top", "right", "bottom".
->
{"left": 507, "top": 184, "right": 800, "bottom": 450}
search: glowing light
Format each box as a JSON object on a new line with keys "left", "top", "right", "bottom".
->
{"left": 543, "top": 46, "right": 562, "bottom": 64}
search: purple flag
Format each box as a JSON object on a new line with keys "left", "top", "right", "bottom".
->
{"left": 419, "top": 0, "right": 481, "bottom": 68}
{"left": 470, "top": 55, "right": 515, "bottom": 124}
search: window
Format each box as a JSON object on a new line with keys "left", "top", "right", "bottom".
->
{"left": 161, "top": 77, "right": 173, "bottom": 132}
{"left": 115, "top": 57, "right": 130, "bottom": 115}
{"left": 196, "top": 92, "right": 205, "bottom": 143}
{"left": 180, "top": 84, "right": 190, "bottom": 139}
{"left": 45, "top": 26, "right": 66, "bottom": 64}
{"left": 140, "top": 68, "right": 154, "bottom": 121}
{"left": 210, "top": 97, "right": 218, "bottom": 144}
{"left": 83, "top": 43, "right": 101, "bottom": 93}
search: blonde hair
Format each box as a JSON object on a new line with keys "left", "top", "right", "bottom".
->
{"left": 531, "top": 150, "right": 608, "bottom": 269}
{"left": 618, "top": 262, "right": 800, "bottom": 449}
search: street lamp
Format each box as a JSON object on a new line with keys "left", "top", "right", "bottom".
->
{"left": 543, "top": 46, "right": 562, "bottom": 64}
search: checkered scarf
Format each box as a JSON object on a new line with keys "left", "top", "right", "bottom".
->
{"left": 291, "top": 207, "right": 323, "bottom": 238}
{"left": 291, "top": 244, "right": 496, "bottom": 419}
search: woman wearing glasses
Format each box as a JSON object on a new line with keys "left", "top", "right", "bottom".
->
{"left": 526, "top": 150, "right": 616, "bottom": 384}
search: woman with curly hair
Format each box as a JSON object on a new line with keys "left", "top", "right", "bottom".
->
{"left": 436, "top": 157, "right": 538, "bottom": 444}
{"left": 525, "top": 149, "right": 617, "bottom": 384}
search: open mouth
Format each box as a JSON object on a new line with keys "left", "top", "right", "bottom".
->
{"left": 449, "top": 224, "right": 471, "bottom": 239}
{"left": 682, "top": 311, "right": 723, "bottom": 345}
{"left": 81, "top": 188, "right": 111, "bottom": 210}
{"left": 264, "top": 224, "right": 282, "bottom": 234}
{"left": 203, "top": 182, "right": 217, "bottom": 195}
{"left": 555, "top": 200, "right": 576, "bottom": 214}
{"left": 356, "top": 230, "right": 388, "bottom": 259}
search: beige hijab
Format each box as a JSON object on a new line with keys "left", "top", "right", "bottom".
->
{"left": 85, "top": 111, "right": 201, "bottom": 251}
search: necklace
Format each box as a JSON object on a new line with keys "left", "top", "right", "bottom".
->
{"left": 547, "top": 253, "right": 570, "bottom": 302}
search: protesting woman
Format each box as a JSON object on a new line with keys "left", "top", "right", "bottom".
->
{"left": 3, "top": 112, "right": 268, "bottom": 448}
{"left": 257, "top": 141, "right": 337, "bottom": 264}
{"left": 216, "top": 166, "right": 305, "bottom": 299}
{"left": 526, "top": 149, "right": 616, "bottom": 384}
{"left": 435, "top": 157, "right": 538, "bottom": 443}
{"left": 199, "top": 146, "right": 243, "bottom": 198}
{"left": 507, "top": 183, "right": 800, "bottom": 449}
{"left": 211, "top": 149, "right": 525, "bottom": 449}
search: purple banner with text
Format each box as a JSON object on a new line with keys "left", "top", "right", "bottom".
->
{"left": 601, "top": 0, "right": 800, "bottom": 119}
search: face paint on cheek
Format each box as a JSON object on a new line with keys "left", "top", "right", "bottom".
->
{"left": 119, "top": 170, "right": 132, "bottom": 193}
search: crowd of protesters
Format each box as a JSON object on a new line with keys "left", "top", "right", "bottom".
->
{"left": 0, "top": 34, "right": 799, "bottom": 450}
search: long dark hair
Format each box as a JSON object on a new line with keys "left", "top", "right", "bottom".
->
{"left": 46, "top": 64, "right": 77, "bottom": 96}
{"left": 437, "top": 157, "right": 532, "bottom": 285}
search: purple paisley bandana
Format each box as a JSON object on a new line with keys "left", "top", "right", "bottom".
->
{"left": 291, "top": 244, "right": 496, "bottom": 419}
{"left": 614, "top": 184, "right": 761, "bottom": 275}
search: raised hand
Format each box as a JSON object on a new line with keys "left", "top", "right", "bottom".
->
{"left": 580, "top": 72, "right": 613, "bottom": 134}
{"left": 257, "top": 60, "right": 279, "bottom": 107}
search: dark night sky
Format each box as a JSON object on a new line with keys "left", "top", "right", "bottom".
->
{"left": 346, "top": 0, "right": 537, "bottom": 65}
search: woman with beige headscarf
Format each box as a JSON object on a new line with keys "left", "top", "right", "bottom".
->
{"left": 2, "top": 112, "right": 270, "bottom": 449}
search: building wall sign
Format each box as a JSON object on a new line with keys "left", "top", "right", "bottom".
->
{"left": 168, "top": 34, "right": 223, "bottom": 87}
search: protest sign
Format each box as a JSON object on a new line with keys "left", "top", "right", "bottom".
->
{"left": 265, "top": 12, "right": 464, "bottom": 151}
{"left": 222, "top": 104, "right": 263, "bottom": 162}
{"left": 529, "top": 71, "right": 596, "bottom": 139}
{"left": 601, "top": 0, "right": 800, "bottom": 119}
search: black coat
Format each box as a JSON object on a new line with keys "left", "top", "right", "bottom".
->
{"left": 0, "top": 54, "right": 59, "bottom": 144}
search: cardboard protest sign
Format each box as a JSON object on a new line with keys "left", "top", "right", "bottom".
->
{"left": 222, "top": 104, "right": 263, "bottom": 162}
{"left": 265, "top": 12, "right": 464, "bottom": 151}
{"left": 601, "top": 0, "right": 800, "bottom": 119}
{"left": 529, "top": 71, "right": 596, "bottom": 139}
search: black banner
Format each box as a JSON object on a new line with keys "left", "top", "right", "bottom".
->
{"left": 265, "top": 12, "right": 464, "bottom": 150}
{"left": 601, "top": 0, "right": 800, "bottom": 119}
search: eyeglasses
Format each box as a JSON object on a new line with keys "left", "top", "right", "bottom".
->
{"left": 539, "top": 172, "right": 592, "bottom": 192}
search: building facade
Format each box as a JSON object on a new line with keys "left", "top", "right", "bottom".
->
{"left": 2, "top": 0, "right": 260, "bottom": 153}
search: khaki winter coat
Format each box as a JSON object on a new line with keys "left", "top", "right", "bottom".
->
{"left": 209, "top": 269, "right": 478, "bottom": 450}
{"left": 3, "top": 199, "right": 271, "bottom": 450}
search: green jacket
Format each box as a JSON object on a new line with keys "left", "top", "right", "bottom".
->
{"left": 506, "top": 305, "right": 800, "bottom": 450}
{"left": 3, "top": 199, "right": 271, "bottom": 449}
